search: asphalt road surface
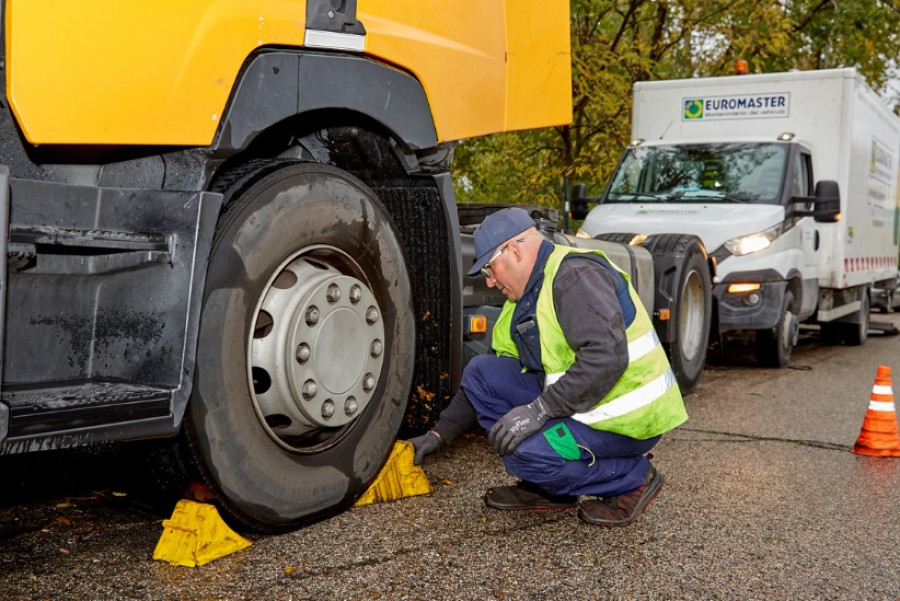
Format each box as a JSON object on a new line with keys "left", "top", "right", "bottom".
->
{"left": 2, "top": 313, "right": 900, "bottom": 600}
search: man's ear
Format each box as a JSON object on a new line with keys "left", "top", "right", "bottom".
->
{"left": 510, "top": 239, "right": 523, "bottom": 260}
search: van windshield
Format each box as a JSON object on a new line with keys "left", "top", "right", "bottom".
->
{"left": 605, "top": 143, "right": 788, "bottom": 204}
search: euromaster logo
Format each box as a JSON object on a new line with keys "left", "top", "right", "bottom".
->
{"left": 684, "top": 99, "right": 704, "bottom": 120}
{"left": 681, "top": 92, "right": 790, "bottom": 121}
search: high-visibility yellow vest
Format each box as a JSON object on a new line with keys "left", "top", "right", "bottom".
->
{"left": 492, "top": 246, "right": 687, "bottom": 439}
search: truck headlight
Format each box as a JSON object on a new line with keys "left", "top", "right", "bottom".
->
{"left": 723, "top": 225, "right": 781, "bottom": 256}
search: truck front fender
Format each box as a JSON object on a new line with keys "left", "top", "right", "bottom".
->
{"left": 215, "top": 50, "right": 439, "bottom": 155}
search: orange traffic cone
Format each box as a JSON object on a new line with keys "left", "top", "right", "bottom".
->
{"left": 853, "top": 365, "right": 900, "bottom": 457}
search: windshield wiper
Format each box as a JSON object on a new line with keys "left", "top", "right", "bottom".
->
{"left": 669, "top": 192, "right": 748, "bottom": 203}
{"left": 607, "top": 193, "right": 669, "bottom": 203}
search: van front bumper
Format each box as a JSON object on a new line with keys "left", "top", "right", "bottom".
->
{"left": 714, "top": 271, "right": 788, "bottom": 334}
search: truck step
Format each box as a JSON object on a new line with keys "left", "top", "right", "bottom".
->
{"left": 1, "top": 382, "right": 172, "bottom": 438}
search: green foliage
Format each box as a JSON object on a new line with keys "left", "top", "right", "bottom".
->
{"left": 453, "top": 0, "right": 900, "bottom": 208}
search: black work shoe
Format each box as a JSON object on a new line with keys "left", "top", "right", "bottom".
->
{"left": 577, "top": 463, "right": 664, "bottom": 527}
{"left": 484, "top": 481, "right": 577, "bottom": 511}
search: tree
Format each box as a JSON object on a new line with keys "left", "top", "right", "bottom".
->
{"left": 453, "top": 0, "right": 900, "bottom": 210}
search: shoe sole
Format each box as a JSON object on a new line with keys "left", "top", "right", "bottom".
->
{"left": 577, "top": 471, "right": 664, "bottom": 527}
{"left": 484, "top": 487, "right": 577, "bottom": 511}
{"left": 485, "top": 498, "right": 577, "bottom": 511}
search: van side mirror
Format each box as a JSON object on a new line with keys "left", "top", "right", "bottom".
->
{"left": 793, "top": 180, "right": 840, "bottom": 223}
{"left": 569, "top": 183, "right": 597, "bottom": 221}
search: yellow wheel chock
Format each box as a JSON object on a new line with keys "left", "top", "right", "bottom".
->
{"left": 152, "top": 499, "right": 252, "bottom": 567}
{"left": 354, "top": 440, "right": 432, "bottom": 506}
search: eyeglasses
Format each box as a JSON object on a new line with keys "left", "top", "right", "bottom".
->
{"left": 480, "top": 238, "right": 524, "bottom": 278}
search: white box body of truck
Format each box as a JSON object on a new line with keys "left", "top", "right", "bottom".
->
{"left": 580, "top": 68, "right": 900, "bottom": 362}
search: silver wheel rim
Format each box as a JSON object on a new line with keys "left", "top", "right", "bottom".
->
{"left": 678, "top": 270, "right": 705, "bottom": 361}
{"left": 248, "top": 247, "right": 385, "bottom": 453}
{"left": 780, "top": 308, "right": 793, "bottom": 350}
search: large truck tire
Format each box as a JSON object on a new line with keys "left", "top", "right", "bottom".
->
{"left": 755, "top": 289, "right": 798, "bottom": 367}
{"left": 641, "top": 234, "right": 712, "bottom": 395}
{"left": 186, "top": 162, "right": 414, "bottom": 533}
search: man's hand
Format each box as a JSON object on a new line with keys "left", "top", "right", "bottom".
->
{"left": 407, "top": 430, "right": 443, "bottom": 465}
{"left": 488, "top": 398, "right": 551, "bottom": 455}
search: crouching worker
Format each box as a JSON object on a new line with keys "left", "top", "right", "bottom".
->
{"left": 409, "top": 208, "right": 687, "bottom": 527}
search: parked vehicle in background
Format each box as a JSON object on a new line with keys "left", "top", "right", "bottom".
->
{"left": 872, "top": 271, "right": 900, "bottom": 312}
{"left": 576, "top": 68, "right": 900, "bottom": 371}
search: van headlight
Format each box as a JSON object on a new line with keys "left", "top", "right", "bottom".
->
{"left": 723, "top": 225, "right": 781, "bottom": 256}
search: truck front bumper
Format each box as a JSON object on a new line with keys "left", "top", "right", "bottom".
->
{"left": 714, "top": 272, "right": 788, "bottom": 334}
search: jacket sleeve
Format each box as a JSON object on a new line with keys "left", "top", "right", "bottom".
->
{"left": 537, "top": 257, "right": 629, "bottom": 416}
{"left": 432, "top": 389, "right": 477, "bottom": 443}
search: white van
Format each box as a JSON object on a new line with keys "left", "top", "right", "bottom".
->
{"left": 577, "top": 68, "right": 900, "bottom": 367}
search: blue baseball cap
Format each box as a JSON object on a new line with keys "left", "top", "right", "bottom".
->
{"left": 467, "top": 207, "right": 535, "bottom": 277}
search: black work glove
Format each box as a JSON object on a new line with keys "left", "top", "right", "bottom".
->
{"left": 488, "top": 398, "right": 551, "bottom": 456}
{"left": 407, "top": 430, "right": 443, "bottom": 465}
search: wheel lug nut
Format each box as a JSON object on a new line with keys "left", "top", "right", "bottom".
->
{"left": 349, "top": 285, "right": 361, "bottom": 304}
{"left": 326, "top": 284, "right": 341, "bottom": 303}
{"left": 306, "top": 306, "right": 319, "bottom": 326}
{"left": 322, "top": 400, "right": 335, "bottom": 419}
{"left": 370, "top": 339, "right": 383, "bottom": 358}
{"left": 345, "top": 397, "right": 358, "bottom": 416}
{"left": 363, "top": 373, "right": 375, "bottom": 392}
{"left": 295, "top": 343, "right": 310, "bottom": 364}
{"left": 366, "top": 306, "right": 379, "bottom": 324}
{"left": 302, "top": 380, "right": 317, "bottom": 399}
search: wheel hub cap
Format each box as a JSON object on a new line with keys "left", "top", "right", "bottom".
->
{"left": 250, "top": 256, "right": 385, "bottom": 445}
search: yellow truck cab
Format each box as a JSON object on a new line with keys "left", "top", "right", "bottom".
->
{"left": 0, "top": 0, "right": 570, "bottom": 532}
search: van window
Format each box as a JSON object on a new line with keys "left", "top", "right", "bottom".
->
{"left": 606, "top": 142, "right": 788, "bottom": 204}
{"left": 792, "top": 153, "right": 812, "bottom": 197}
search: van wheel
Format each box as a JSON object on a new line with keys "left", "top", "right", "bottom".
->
{"left": 186, "top": 162, "right": 414, "bottom": 533}
{"left": 756, "top": 290, "right": 797, "bottom": 367}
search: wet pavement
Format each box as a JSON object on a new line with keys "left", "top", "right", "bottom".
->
{"left": 2, "top": 313, "right": 900, "bottom": 600}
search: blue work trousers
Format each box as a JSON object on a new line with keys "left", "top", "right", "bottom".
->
{"left": 461, "top": 354, "right": 659, "bottom": 497}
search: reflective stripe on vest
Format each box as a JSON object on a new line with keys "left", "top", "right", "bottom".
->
{"left": 571, "top": 368, "right": 678, "bottom": 424}
{"left": 544, "top": 329, "right": 661, "bottom": 389}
